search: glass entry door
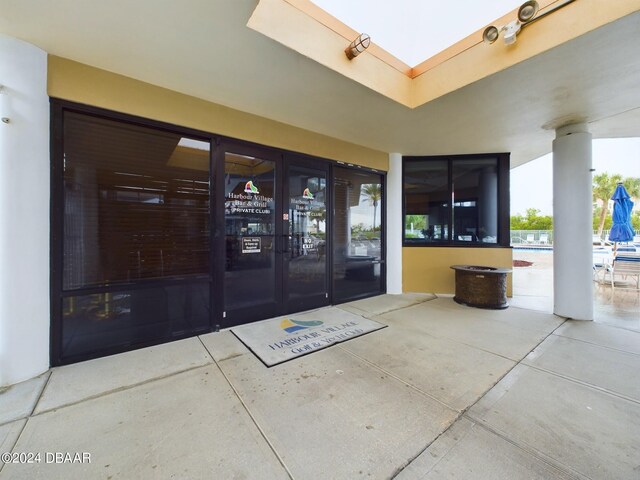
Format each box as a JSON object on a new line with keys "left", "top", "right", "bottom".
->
{"left": 333, "top": 167, "right": 384, "bottom": 303}
{"left": 221, "top": 149, "right": 330, "bottom": 326}
{"left": 223, "top": 148, "right": 281, "bottom": 325}
{"left": 284, "top": 161, "right": 330, "bottom": 313}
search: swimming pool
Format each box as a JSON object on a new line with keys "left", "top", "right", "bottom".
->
{"left": 512, "top": 246, "right": 553, "bottom": 252}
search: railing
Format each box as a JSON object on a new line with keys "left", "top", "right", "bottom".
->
{"left": 593, "top": 229, "right": 640, "bottom": 245}
{"left": 511, "top": 229, "right": 640, "bottom": 246}
{"left": 510, "top": 230, "right": 553, "bottom": 245}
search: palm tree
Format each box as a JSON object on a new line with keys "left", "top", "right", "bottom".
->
{"left": 361, "top": 183, "right": 381, "bottom": 231}
{"left": 592, "top": 173, "right": 640, "bottom": 237}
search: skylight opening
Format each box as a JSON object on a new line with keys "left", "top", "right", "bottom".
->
{"left": 311, "top": 0, "right": 525, "bottom": 66}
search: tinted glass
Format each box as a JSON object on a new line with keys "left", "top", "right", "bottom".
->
{"left": 404, "top": 160, "right": 449, "bottom": 243}
{"left": 287, "top": 166, "right": 327, "bottom": 307}
{"left": 333, "top": 167, "right": 383, "bottom": 303}
{"left": 58, "top": 111, "right": 212, "bottom": 364}
{"left": 452, "top": 158, "right": 498, "bottom": 243}
{"left": 63, "top": 112, "right": 210, "bottom": 289}
{"left": 61, "top": 282, "right": 210, "bottom": 359}
{"left": 224, "top": 153, "right": 276, "bottom": 310}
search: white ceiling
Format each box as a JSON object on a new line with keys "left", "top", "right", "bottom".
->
{"left": 1, "top": 0, "right": 639, "bottom": 168}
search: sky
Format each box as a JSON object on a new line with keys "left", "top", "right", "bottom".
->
{"left": 312, "top": 0, "right": 523, "bottom": 66}
{"left": 511, "top": 138, "right": 640, "bottom": 216}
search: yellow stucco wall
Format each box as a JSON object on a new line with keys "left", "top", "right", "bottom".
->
{"left": 403, "top": 247, "right": 513, "bottom": 296}
{"left": 47, "top": 56, "right": 389, "bottom": 171}
{"left": 48, "top": 56, "right": 516, "bottom": 298}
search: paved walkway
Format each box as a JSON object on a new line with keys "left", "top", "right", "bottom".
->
{"left": 511, "top": 250, "right": 640, "bottom": 331}
{"left": 1, "top": 293, "right": 639, "bottom": 479}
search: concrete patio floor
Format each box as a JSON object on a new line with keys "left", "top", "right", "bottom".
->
{"left": 1, "top": 294, "right": 639, "bottom": 479}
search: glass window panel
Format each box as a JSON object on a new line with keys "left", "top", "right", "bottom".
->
{"left": 333, "top": 167, "right": 383, "bottom": 303}
{"left": 224, "top": 153, "right": 276, "bottom": 310}
{"left": 452, "top": 158, "right": 498, "bottom": 244}
{"left": 62, "top": 112, "right": 210, "bottom": 289}
{"left": 404, "top": 160, "right": 449, "bottom": 243}
{"left": 61, "top": 283, "right": 211, "bottom": 359}
{"left": 403, "top": 156, "right": 505, "bottom": 246}
{"left": 287, "top": 167, "right": 327, "bottom": 302}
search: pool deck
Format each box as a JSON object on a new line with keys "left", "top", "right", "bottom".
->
{"left": 512, "top": 250, "right": 640, "bottom": 331}
{"left": 2, "top": 280, "right": 639, "bottom": 479}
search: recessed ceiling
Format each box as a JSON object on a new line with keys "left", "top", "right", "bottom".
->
{"left": 311, "top": 0, "right": 523, "bottom": 66}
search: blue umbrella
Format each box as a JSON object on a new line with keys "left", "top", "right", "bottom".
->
{"left": 608, "top": 183, "right": 635, "bottom": 253}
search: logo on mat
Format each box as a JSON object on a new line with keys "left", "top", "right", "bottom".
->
{"left": 244, "top": 180, "right": 259, "bottom": 194}
{"left": 280, "top": 319, "right": 323, "bottom": 333}
{"left": 302, "top": 188, "right": 314, "bottom": 200}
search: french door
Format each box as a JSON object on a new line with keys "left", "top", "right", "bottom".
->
{"left": 220, "top": 145, "right": 329, "bottom": 327}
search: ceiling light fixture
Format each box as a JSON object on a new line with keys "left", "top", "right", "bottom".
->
{"left": 345, "top": 33, "right": 371, "bottom": 60}
{"left": 483, "top": 0, "right": 576, "bottom": 46}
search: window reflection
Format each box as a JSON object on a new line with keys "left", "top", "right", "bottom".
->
{"left": 452, "top": 159, "right": 498, "bottom": 243}
{"left": 224, "top": 153, "right": 276, "bottom": 311}
{"left": 333, "top": 167, "right": 384, "bottom": 302}
{"left": 404, "top": 160, "right": 448, "bottom": 243}
{"left": 287, "top": 168, "right": 328, "bottom": 306}
{"left": 403, "top": 155, "right": 505, "bottom": 245}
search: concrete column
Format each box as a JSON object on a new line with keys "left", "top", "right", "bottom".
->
{"left": 479, "top": 166, "right": 498, "bottom": 241}
{"left": 0, "top": 35, "right": 50, "bottom": 385}
{"left": 386, "top": 153, "right": 402, "bottom": 294}
{"left": 552, "top": 123, "right": 593, "bottom": 320}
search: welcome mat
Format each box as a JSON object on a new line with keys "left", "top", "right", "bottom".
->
{"left": 231, "top": 307, "right": 386, "bottom": 367}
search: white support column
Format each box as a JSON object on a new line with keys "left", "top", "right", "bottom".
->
{"left": 552, "top": 123, "right": 593, "bottom": 320}
{"left": 0, "top": 35, "right": 50, "bottom": 385}
{"left": 386, "top": 153, "right": 402, "bottom": 294}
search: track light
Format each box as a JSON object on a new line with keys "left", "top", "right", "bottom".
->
{"left": 518, "top": 0, "right": 540, "bottom": 22}
{"left": 483, "top": 0, "right": 539, "bottom": 45}
{"left": 483, "top": 0, "right": 576, "bottom": 46}
{"left": 345, "top": 33, "right": 371, "bottom": 60}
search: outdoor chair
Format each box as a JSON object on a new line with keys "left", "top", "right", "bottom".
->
{"left": 539, "top": 233, "right": 549, "bottom": 244}
{"left": 609, "top": 253, "right": 640, "bottom": 291}
{"left": 593, "top": 262, "right": 608, "bottom": 283}
{"left": 526, "top": 233, "right": 535, "bottom": 243}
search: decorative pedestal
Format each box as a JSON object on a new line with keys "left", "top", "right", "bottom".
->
{"left": 450, "top": 265, "right": 512, "bottom": 309}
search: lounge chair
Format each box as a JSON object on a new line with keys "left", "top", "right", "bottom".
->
{"left": 539, "top": 233, "right": 549, "bottom": 244}
{"left": 609, "top": 253, "right": 640, "bottom": 291}
{"left": 526, "top": 233, "right": 535, "bottom": 243}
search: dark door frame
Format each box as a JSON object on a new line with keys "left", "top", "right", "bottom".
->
{"left": 50, "top": 98, "right": 387, "bottom": 365}
{"left": 216, "top": 140, "right": 284, "bottom": 328}
{"left": 50, "top": 99, "right": 216, "bottom": 366}
{"left": 283, "top": 154, "right": 332, "bottom": 314}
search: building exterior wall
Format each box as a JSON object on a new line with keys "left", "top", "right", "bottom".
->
{"left": 0, "top": 36, "right": 50, "bottom": 386}
{"left": 47, "top": 56, "right": 389, "bottom": 172}
{"left": 402, "top": 247, "right": 513, "bottom": 296}
{"left": 1, "top": 48, "right": 516, "bottom": 385}
{"left": 385, "top": 153, "right": 403, "bottom": 294}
